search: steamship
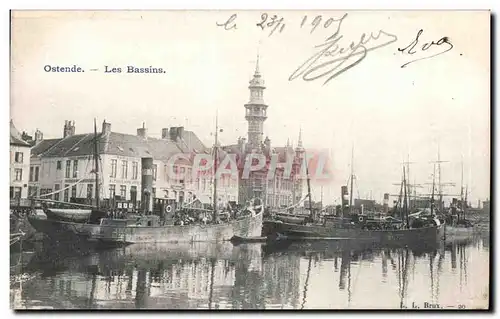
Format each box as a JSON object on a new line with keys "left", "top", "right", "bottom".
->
{"left": 28, "top": 118, "right": 263, "bottom": 245}
{"left": 263, "top": 145, "right": 445, "bottom": 247}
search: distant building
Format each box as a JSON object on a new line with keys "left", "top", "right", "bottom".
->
{"left": 354, "top": 198, "right": 376, "bottom": 211}
{"left": 10, "top": 120, "right": 31, "bottom": 201}
{"left": 482, "top": 200, "right": 490, "bottom": 213}
{"left": 29, "top": 120, "right": 238, "bottom": 210}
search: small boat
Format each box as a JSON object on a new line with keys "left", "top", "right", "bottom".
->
{"left": 230, "top": 232, "right": 288, "bottom": 244}
{"left": 271, "top": 212, "right": 307, "bottom": 224}
{"left": 33, "top": 118, "right": 107, "bottom": 225}
{"left": 231, "top": 235, "right": 268, "bottom": 243}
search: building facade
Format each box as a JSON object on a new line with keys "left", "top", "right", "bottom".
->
{"left": 10, "top": 120, "right": 31, "bottom": 201}
{"left": 29, "top": 120, "right": 238, "bottom": 210}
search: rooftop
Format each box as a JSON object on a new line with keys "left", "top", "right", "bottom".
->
{"left": 10, "top": 120, "right": 30, "bottom": 147}
{"left": 31, "top": 129, "right": 208, "bottom": 163}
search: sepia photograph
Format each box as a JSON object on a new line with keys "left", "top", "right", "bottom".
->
{"left": 9, "top": 9, "right": 491, "bottom": 310}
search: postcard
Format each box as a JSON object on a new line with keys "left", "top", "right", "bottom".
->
{"left": 9, "top": 10, "right": 490, "bottom": 310}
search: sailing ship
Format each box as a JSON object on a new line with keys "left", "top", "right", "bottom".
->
{"left": 35, "top": 119, "right": 105, "bottom": 223}
{"left": 264, "top": 139, "right": 444, "bottom": 246}
{"left": 29, "top": 117, "right": 263, "bottom": 245}
{"left": 444, "top": 161, "right": 479, "bottom": 238}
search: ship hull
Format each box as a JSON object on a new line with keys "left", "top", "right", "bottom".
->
{"left": 89, "top": 211, "right": 263, "bottom": 244}
{"left": 263, "top": 220, "right": 445, "bottom": 247}
{"left": 28, "top": 210, "right": 263, "bottom": 245}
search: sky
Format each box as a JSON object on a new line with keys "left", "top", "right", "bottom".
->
{"left": 10, "top": 10, "right": 490, "bottom": 206}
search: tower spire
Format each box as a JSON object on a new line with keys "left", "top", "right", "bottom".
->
{"left": 255, "top": 53, "right": 260, "bottom": 76}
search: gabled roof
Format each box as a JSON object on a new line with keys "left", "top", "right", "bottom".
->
{"left": 31, "top": 130, "right": 209, "bottom": 162}
{"left": 10, "top": 120, "right": 30, "bottom": 147}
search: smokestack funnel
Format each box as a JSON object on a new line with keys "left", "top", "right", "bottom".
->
{"left": 383, "top": 193, "right": 389, "bottom": 213}
{"left": 141, "top": 157, "right": 154, "bottom": 214}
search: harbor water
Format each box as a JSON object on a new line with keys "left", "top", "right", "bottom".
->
{"left": 10, "top": 233, "right": 490, "bottom": 310}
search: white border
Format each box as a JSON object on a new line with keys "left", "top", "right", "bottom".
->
{"left": 3, "top": 0, "right": 497, "bottom": 318}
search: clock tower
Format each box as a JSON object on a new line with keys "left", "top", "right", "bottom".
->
{"left": 244, "top": 55, "right": 268, "bottom": 152}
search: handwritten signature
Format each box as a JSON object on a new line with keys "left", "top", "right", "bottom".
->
{"left": 289, "top": 14, "right": 398, "bottom": 85}
{"left": 397, "top": 29, "right": 454, "bottom": 68}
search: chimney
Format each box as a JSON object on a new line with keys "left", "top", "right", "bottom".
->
{"left": 177, "top": 127, "right": 184, "bottom": 140}
{"left": 102, "top": 120, "right": 111, "bottom": 135}
{"left": 137, "top": 122, "right": 147, "bottom": 138}
{"left": 341, "top": 186, "right": 349, "bottom": 212}
{"left": 383, "top": 193, "right": 389, "bottom": 213}
{"left": 161, "top": 128, "right": 169, "bottom": 139}
{"left": 34, "top": 129, "right": 43, "bottom": 144}
{"left": 169, "top": 127, "right": 178, "bottom": 141}
{"left": 63, "top": 120, "right": 75, "bottom": 138}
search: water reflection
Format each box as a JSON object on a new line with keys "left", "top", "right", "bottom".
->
{"left": 11, "top": 234, "right": 490, "bottom": 310}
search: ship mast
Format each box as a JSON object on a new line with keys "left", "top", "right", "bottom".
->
{"left": 349, "top": 145, "right": 354, "bottom": 215}
{"left": 403, "top": 166, "right": 409, "bottom": 228}
{"left": 212, "top": 112, "right": 219, "bottom": 222}
{"left": 430, "top": 163, "right": 436, "bottom": 217}
{"left": 464, "top": 184, "right": 468, "bottom": 221}
{"left": 460, "top": 160, "right": 464, "bottom": 221}
{"left": 320, "top": 186, "right": 324, "bottom": 212}
{"left": 305, "top": 151, "right": 313, "bottom": 220}
{"left": 93, "top": 118, "right": 100, "bottom": 210}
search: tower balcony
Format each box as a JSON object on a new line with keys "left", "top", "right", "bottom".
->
{"left": 245, "top": 115, "right": 268, "bottom": 121}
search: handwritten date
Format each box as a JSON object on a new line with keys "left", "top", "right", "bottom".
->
{"left": 217, "top": 12, "right": 345, "bottom": 37}
{"left": 256, "top": 14, "right": 286, "bottom": 36}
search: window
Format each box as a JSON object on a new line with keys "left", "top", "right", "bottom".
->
{"left": 110, "top": 159, "right": 117, "bottom": 178}
{"left": 56, "top": 161, "right": 62, "bottom": 170}
{"left": 64, "top": 185, "right": 69, "bottom": 202}
{"left": 152, "top": 187, "right": 156, "bottom": 199}
{"left": 109, "top": 184, "right": 116, "bottom": 199}
{"left": 14, "top": 152, "right": 23, "bottom": 163}
{"left": 54, "top": 184, "right": 60, "bottom": 201}
{"left": 29, "top": 167, "right": 34, "bottom": 182}
{"left": 12, "top": 187, "right": 22, "bottom": 199}
{"left": 73, "top": 160, "right": 78, "bottom": 178}
{"left": 130, "top": 186, "right": 137, "bottom": 204}
{"left": 132, "top": 162, "right": 138, "bottom": 180}
{"left": 71, "top": 186, "right": 77, "bottom": 200}
{"left": 65, "top": 160, "right": 71, "bottom": 178}
{"left": 35, "top": 166, "right": 39, "bottom": 182}
{"left": 152, "top": 164, "right": 157, "bottom": 181}
{"left": 120, "top": 185, "right": 126, "bottom": 198}
{"left": 121, "top": 160, "right": 128, "bottom": 179}
{"left": 14, "top": 169, "right": 22, "bottom": 181}
{"left": 87, "top": 183, "right": 93, "bottom": 199}
{"left": 40, "top": 188, "right": 53, "bottom": 200}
